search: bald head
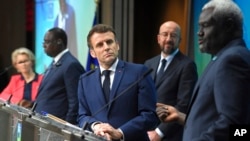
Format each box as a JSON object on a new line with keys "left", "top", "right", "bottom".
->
{"left": 158, "top": 21, "right": 181, "bottom": 56}
{"left": 159, "top": 21, "right": 181, "bottom": 37}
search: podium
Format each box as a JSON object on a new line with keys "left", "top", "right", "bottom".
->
{"left": 0, "top": 101, "right": 106, "bottom": 141}
{"left": 26, "top": 112, "right": 106, "bottom": 141}
{"left": 0, "top": 100, "right": 39, "bottom": 141}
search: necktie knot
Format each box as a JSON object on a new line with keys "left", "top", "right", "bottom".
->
{"left": 102, "top": 70, "right": 111, "bottom": 77}
{"left": 161, "top": 59, "right": 166, "bottom": 67}
{"left": 159, "top": 59, "right": 167, "bottom": 73}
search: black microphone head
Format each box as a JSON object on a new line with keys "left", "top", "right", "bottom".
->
{"left": 82, "top": 121, "right": 89, "bottom": 130}
{"left": 31, "top": 102, "right": 37, "bottom": 113}
{"left": 0, "top": 65, "right": 13, "bottom": 76}
{"left": 6, "top": 65, "right": 13, "bottom": 70}
{"left": 6, "top": 95, "right": 13, "bottom": 104}
{"left": 28, "top": 102, "right": 37, "bottom": 117}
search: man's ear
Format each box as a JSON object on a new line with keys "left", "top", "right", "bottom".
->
{"left": 178, "top": 37, "right": 182, "bottom": 44}
{"left": 225, "top": 18, "right": 235, "bottom": 33}
{"left": 56, "top": 38, "right": 62, "bottom": 44}
{"left": 90, "top": 49, "right": 96, "bottom": 58}
{"left": 117, "top": 44, "right": 120, "bottom": 51}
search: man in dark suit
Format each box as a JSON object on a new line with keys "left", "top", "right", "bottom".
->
{"left": 77, "top": 24, "right": 159, "bottom": 141}
{"left": 35, "top": 27, "right": 85, "bottom": 124}
{"left": 145, "top": 21, "right": 198, "bottom": 141}
{"left": 156, "top": 0, "right": 250, "bottom": 141}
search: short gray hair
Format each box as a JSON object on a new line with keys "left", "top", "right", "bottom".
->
{"left": 203, "top": 0, "right": 243, "bottom": 32}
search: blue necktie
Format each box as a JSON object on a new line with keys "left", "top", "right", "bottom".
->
{"left": 102, "top": 70, "right": 111, "bottom": 102}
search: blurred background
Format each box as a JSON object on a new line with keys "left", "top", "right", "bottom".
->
{"left": 0, "top": 0, "right": 249, "bottom": 91}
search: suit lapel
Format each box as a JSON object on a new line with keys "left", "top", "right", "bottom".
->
{"left": 151, "top": 56, "right": 161, "bottom": 81}
{"left": 94, "top": 70, "right": 108, "bottom": 105}
{"left": 38, "top": 52, "right": 68, "bottom": 93}
{"left": 185, "top": 60, "right": 215, "bottom": 121}
{"left": 108, "top": 61, "right": 125, "bottom": 109}
{"left": 38, "top": 62, "right": 57, "bottom": 92}
{"left": 155, "top": 52, "right": 181, "bottom": 86}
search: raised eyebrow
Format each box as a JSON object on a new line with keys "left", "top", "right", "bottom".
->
{"left": 200, "top": 20, "right": 212, "bottom": 26}
{"left": 106, "top": 39, "right": 114, "bottom": 44}
{"left": 96, "top": 41, "right": 104, "bottom": 47}
{"left": 159, "top": 32, "right": 178, "bottom": 35}
{"left": 95, "top": 39, "right": 112, "bottom": 47}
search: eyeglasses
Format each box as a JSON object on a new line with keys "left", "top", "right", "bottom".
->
{"left": 16, "top": 60, "right": 31, "bottom": 65}
{"left": 158, "top": 32, "right": 179, "bottom": 39}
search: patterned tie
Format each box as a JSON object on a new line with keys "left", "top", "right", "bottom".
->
{"left": 156, "top": 59, "right": 167, "bottom": 82}
{"left": 102, "top": 70, "right": 111, "bottom": 102}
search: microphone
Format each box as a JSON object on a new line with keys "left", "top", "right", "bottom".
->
{"left": 82, "top": 68, "right": 153, "bottom": 130}
{"left": 1, "top": 94, "right": 13, "bottom": 106}
{"left": 30, "top": 102, "right": 37, "bottom": 116}
{"left": 2, "top": 94, "right": 36, "bottom": 118}
{"left": 0, "top": 65, "right": 13, "bottom": 76}
{"left": 6, "top": 94, "right": 13, "bottom": 104}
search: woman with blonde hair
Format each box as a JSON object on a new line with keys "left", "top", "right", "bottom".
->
{"left": 0, "top": 47, "right": 43, "bottom": 108}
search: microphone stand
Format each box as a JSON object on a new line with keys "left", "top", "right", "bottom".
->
{"left": 0, "top": 66, "right": 12, "bottom": 76}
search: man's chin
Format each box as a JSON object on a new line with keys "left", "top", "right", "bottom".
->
{"left": 199, "top": 45, "right": 206, "bottom": 53}
{"left": 106, "top": 56, "right": 116, "bottom": 64}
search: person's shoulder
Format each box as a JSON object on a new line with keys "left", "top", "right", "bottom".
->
{"left": 122, "top": 61, "right": 149, "bottom": 72}
{"left": 11, "top": 74, "right": 22, "bottom": 80}
{"left": 222, "top": 46, "right": 250, "bottom": 63}
{"left": 80, "top": 69, "right": 96, "bottom": 79}
{"left": 122, "top": 60, "right": 143, "bottom": 67}
{"left": 64, "top": 52, "right": 84, "bottom": 66}
{"left": 220, "top": 44, "right": 249, "bottom": 58}
{"left": 218, "top": 39, "right": 248, "bottom": 55}
{"left": 66, "top": 52, "right": 79, "bottom": 61}
{"left": 176, "top": 51, "right": 195, "bottom": 63}
{"left": 6, "top": 74, "right": 23, "bottom": 84}
{"left": 144, "top": 55, "right": 160, "bottom": 64}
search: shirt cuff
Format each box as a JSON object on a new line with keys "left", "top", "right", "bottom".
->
{"left": 155, "top": 128, "right": 164, "bottom": 138}
{"left": 118, "top": 128, "right": 125, "bottom": 141}
{"left": 91, "top": 121, "right": 102, "bottom": 131}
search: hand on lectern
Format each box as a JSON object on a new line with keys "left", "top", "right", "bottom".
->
{"left": 17, "top": 99, "right": 34, "bottom": 109}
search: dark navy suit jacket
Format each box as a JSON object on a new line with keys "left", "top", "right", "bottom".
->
{"left": 145, "top": 51, "right": 198, "bottom": 141}
{"left": 35, "top": 52, "right": 85, "bottom": 124}
{"left": 184, "top": 39, "right": 250, "bottom": 141}
{"left": 77, "top": 60, "right": 159, "bottom": 141}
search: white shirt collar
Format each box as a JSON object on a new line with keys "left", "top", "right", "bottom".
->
{"left": 161, "top": 48, "right": 179, "bottom": 63}
{"left": 53, "top": 48, "right": 69, "bottom": 63}
{"left": 100, "top": 58, "right": 119, "bottom": 74}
